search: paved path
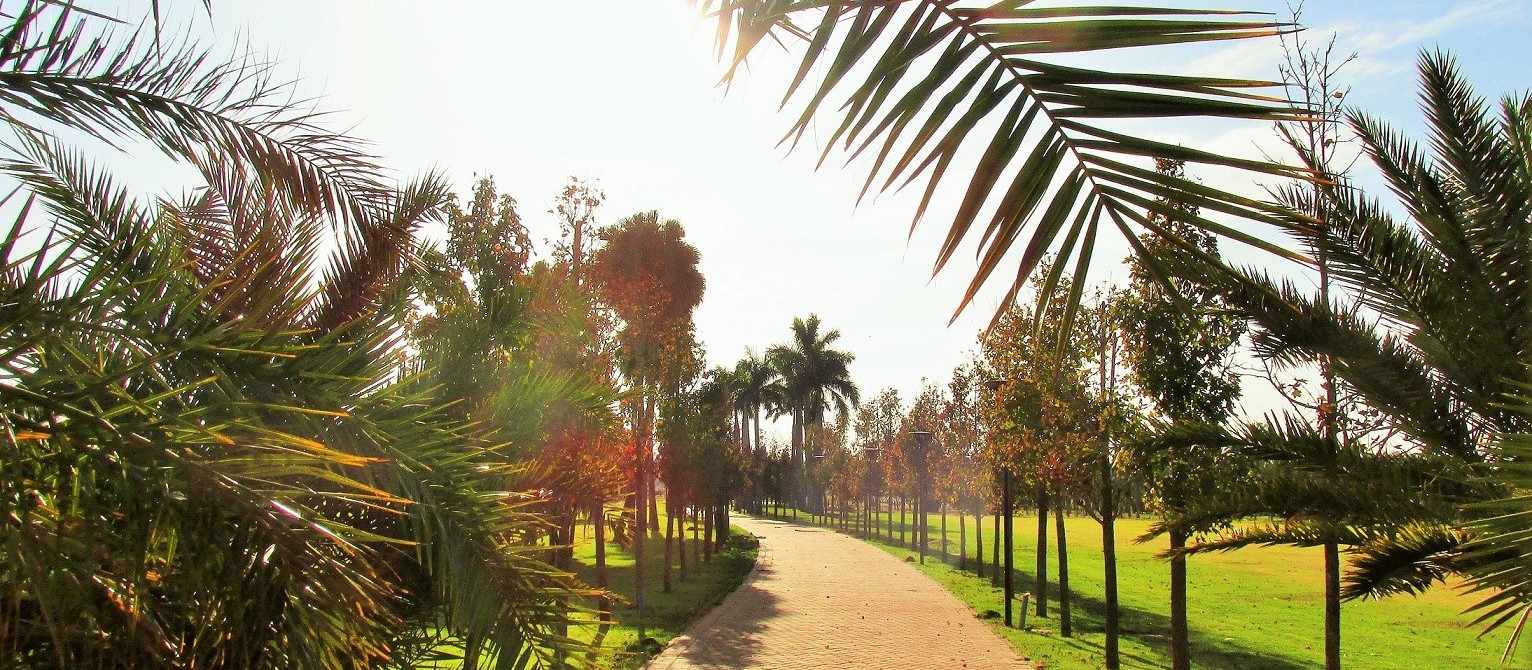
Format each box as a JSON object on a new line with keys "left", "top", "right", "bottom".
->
{"left": 645, "top": 515, "right": 1030, "bottom": 670}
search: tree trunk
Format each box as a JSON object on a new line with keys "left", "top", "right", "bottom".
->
{"left": 1170, "top": 528, "right": 1190, "bottom": 670}
{"left": 1102, "top": 451, "right": 1120, "bottom": 669}
{"left": 718, "top": 502, "right": 729, "bottom": 551}
{"left": 649, "top": 472, "right": 662, "bottom": 538}
{"left": 703, "top": 504, "right": 714, "bottom": 561}
{"left": 790, "top": 409, "right": 803, "bottom": 514}
{"left": 975, "top": 509, "right": 985, "bottom": 578}
{"left": 679, "top": 504, "right": 690, "bottom": 581}
{"left": 991, "top": 507, "right": 1001, "bottom": 587}
{"left": 900, "top": 495, "right": 908, "bottom": 546}
{"left": 1325, "top": 539, "right": 1341, "bottom": 670}
{"left": 940, "top": 503, "right": 949, "bottom": 563}
{"left": 663, "top": 500, "right": 674, "bottom": 594}
{"left": 958, "top": 510, "right": 967, "bottom": 569}
{"left": 1036, "top": 488, "right": 1049, "bottom": 618}
{"left": 595, "top": 502, "right": 610, "bottom": 623}
{"left": 634, "top": 423, "right": 647, "bottom": 628}
{"left": 1055, "top": 499, "right": 1071, "bottom": 637}
{"left": 876, "top": 490, "right": 888, "bottom": 536}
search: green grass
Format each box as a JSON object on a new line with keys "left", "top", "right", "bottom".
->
{"left": 564, "top": 517, "right": 758, "bottom": 669}
{"left": 415, "top": 512, "right": 756, "bottom": 669}
{"left": 757, "top": 504, "right": 1529, "bottom": 670}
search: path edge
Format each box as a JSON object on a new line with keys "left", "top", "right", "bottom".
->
{"left": 642, "top": 515, "right": 772, "bottom": 670}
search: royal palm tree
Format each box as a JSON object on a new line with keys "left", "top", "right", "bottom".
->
{"left": 733, "top": 349, "right": 782, "bottom": 512}
{"left": 768, "top": 314, "right": 860, "bottom": 510}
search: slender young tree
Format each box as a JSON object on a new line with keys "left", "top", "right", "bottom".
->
{"left": 1119, "top": 163, "right": 1247, "bottom": 670}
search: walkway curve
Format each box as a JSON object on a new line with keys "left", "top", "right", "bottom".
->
{"left": 645, "top": 514, "right": 1030, "bottom": 669}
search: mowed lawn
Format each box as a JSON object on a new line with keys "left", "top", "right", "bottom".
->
{"left": 417, "top": 515, "right": 756, "bottom": 670}
{"left": 763, "top": 506, "right": 1528, "bottom": 670}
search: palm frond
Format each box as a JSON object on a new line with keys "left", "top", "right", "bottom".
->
{"left": 0, "top": 5, "right": 394, "bottom": 240}
{"left": 1344, "top": 524, "right": 1464, "bottom": 601}
{"left": 702, "top": 0, "right": 1310, "bottom": 324}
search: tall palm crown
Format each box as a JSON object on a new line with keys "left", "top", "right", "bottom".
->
{"left": 769, "top": 314, "right": 861, "bottom": 451}
{"left": 1209, "top": 52, "right": 1532, "bottom": 461}
{"left": 732, "top": 349, "right": 783, "bottom": 449}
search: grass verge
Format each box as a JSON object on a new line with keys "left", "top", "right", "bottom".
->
{"left": 566, "top": 520, "right": 758, "bottom": 669}
{"left": 757, "top": 504, "right": 1527, "bottom": 669}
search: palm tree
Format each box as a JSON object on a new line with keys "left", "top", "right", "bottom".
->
{"left": 733, "top": 349, "right": 782, "bottom": 512}
{"left": 0, "top": 6, "right": 600, "bottom": 667}
{"left": 1154, "top": 51, "right": 1532, "bottom": 652}
{"left": 699, "top": 0, "right": 1309, "bottom": 326}
{"left": 768, "top": 314, "right": 861, "bottom": 510}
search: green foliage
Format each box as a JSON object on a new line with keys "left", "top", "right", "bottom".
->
{"left": 0, "top": 6, "right": 607, "bottom": 668}
{"left": 1119, "top": 159, "right": 1247, "bottom": 426}
{"left": 982, "top": 268, "right": 1097, "bottom": 490}
{"left": 1160, "top": 52, "right": 1532, "bottom": 643}
{"left": 589, "top": 211, "right": 705, "bottom": 388}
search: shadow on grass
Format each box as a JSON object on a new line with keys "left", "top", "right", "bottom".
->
{"left": 755, "top": 508, "right": 1309, "bottom": 670}
{"left": 567, "top": 525, "right": 759, "bottom": 669}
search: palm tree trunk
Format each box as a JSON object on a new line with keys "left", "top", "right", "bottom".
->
{"left": 1325, "top": 539, "right": 1341, "bottom": 670}
{"left": 1055, "top": 499, "right": 1071, "bottom": 637}
{"left": 1036, "top": 487, "right": 1049, "bottom": 618}
{"left": 1170, "top": 527, "right": 1190, "bottom": 670}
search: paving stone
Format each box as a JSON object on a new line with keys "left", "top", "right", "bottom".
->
{"left": 644, "top": 515, "right": 1031, "bottom": 669}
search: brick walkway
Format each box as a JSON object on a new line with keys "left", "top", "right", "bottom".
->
{"left": 644, "top": 514, "right": 1030, "bottom": 670}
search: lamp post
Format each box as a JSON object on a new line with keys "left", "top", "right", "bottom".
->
{"left": 983, "top": 378, "right": 1016, "bottom": 628}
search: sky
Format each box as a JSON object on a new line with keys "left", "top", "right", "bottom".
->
{"left": 138, "top": 0, "right": 1532, "bottom": 440}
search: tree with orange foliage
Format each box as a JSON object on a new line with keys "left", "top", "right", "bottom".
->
{"left": 939, "top": 363, "right": 991, "bottom": 573}
{"left": 587, "top": 210, "right": 705, "bottom": 624}
{"left": 981, "top": 265, "right": 1096, "bottom": 635}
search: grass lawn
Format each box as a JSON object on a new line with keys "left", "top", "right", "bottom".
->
{"left": 564, "top": 517, "right": 758, "bottom": 669}
{"left": 415, "top": 512, "right": 756, "bottom": 669}
{"left": 759, "top": 504, "right": 1528, "bottom": 670}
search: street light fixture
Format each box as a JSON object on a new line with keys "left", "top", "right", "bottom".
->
{"left": 983, "top": 378, "right": 1016, "bottom": 629}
